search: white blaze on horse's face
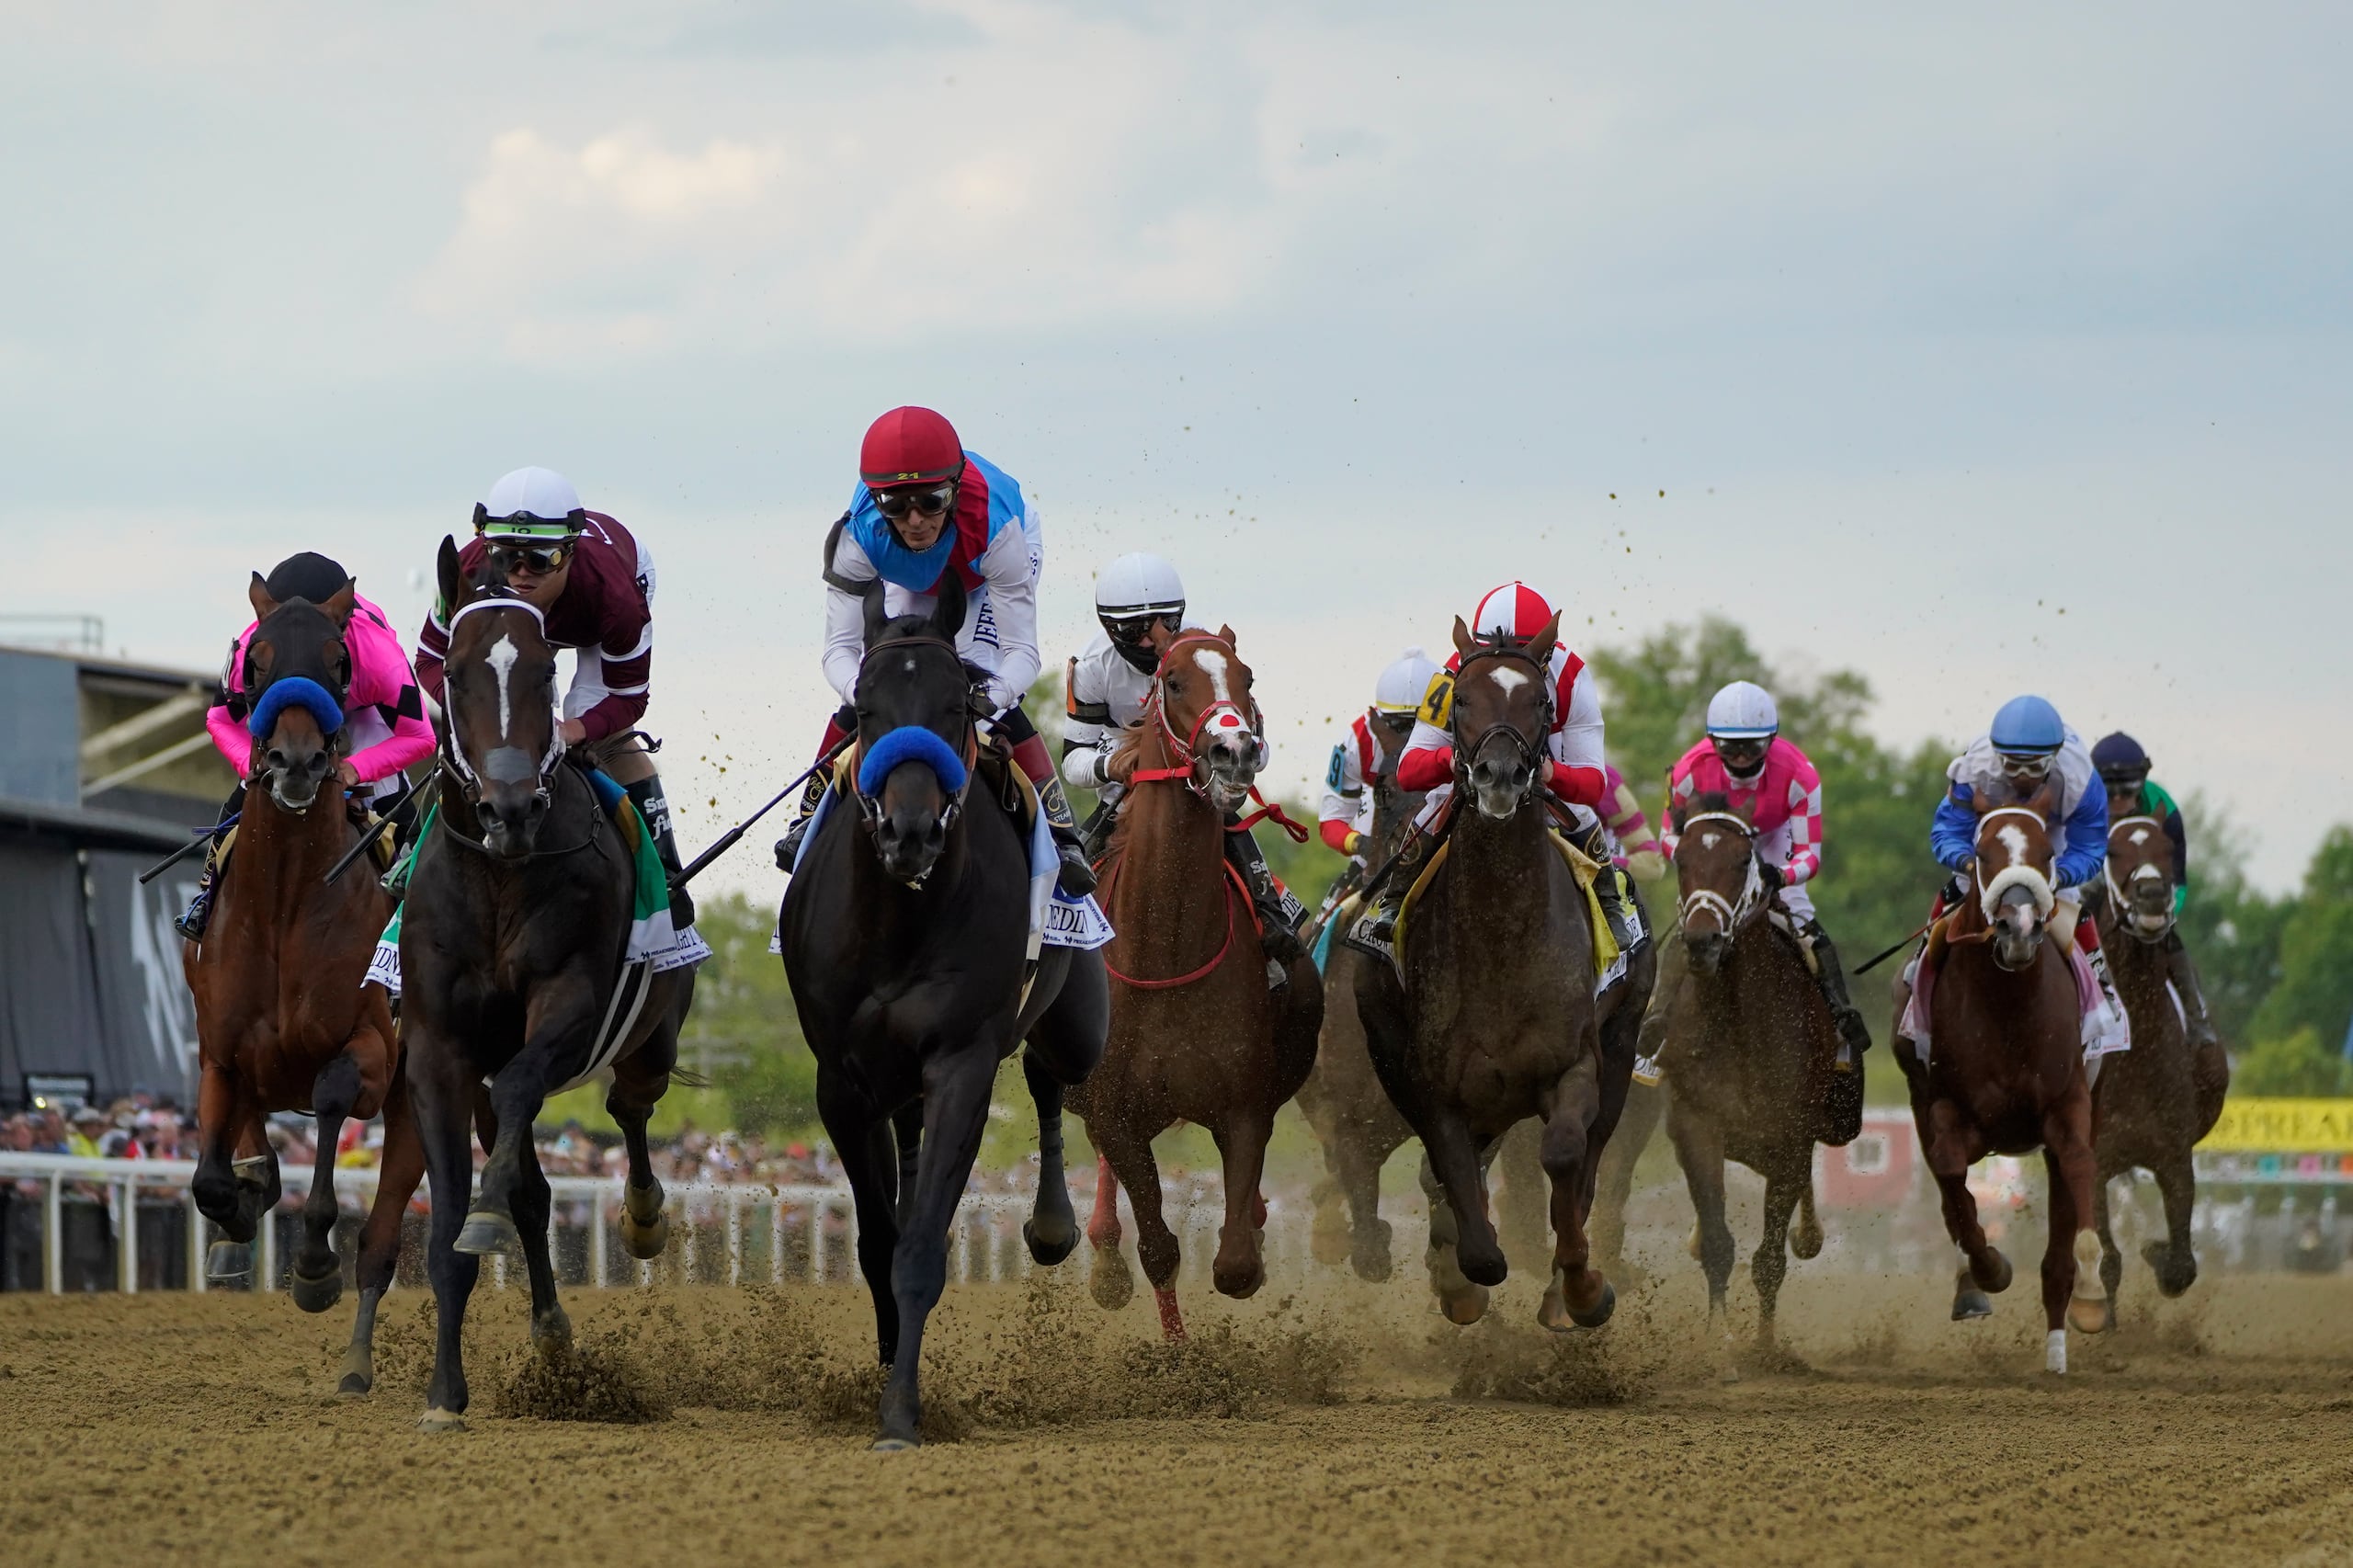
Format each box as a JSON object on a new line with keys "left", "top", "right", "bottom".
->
{"left": 1487, "top": 666, "right": 1529, "bottom": 696}
{"left": 485, "top": 632, "right": 520, "bottom": 741}
{"left": 1700, "top": 831, "right": 1720, "bottom": 850}
{"left": 1996, "top": 823, "right": 2029, "bottom": 869}
{"left": 2130, "top": 826, "right": 2151, "bottom": 846}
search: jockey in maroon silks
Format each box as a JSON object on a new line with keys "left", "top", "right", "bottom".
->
{"left": 775, "top": 406, "right": 1094, "bottom": 896}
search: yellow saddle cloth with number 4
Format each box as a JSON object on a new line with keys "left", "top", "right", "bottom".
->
{"left": 1393, "top": 830, "right": 1623, "bottom": 985}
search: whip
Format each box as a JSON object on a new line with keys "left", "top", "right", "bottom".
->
{"left": 671, "top": 731, "right": 857, "bottom": 893}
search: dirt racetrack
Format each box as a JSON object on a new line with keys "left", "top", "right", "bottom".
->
{"left": 4, "top": 1266, "right": 2349, "bottom": 1568}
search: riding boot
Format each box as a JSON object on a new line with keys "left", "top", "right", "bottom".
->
{"left": 623, "top": 772, "right": 695, "bottom": 929}
{"left": 1078, "top": 799, "right": 1118, "bottom": 863}
{"left": 774, "top": 770, "right": 832, "bottom": 873}
{"left": 1798, "top": 918, "right": 1875, "bottom": 1068}
{"left": 1567, "top": 817, "right": 1647, "bottom": 957}
{"left": 173, "top": 787, "right": 244, "bottom": 943}
{"left": 1225, "top": 824, "right": 1306, "bottom": 986}
{"left": 2162, "top": 928, "right": 2221, "bottom": 1051}
{"left": 1040, "top": 777, "right": 1098, "bottom": 899}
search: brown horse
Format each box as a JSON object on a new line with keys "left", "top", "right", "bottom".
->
{"left": 1073, "top": 625, "right": 1322, "bottom": 1337}
{"left": 1892, "top": 790, "right": 2109, "bottom": 1373}
{"left": 1657, "top": 791, "right": 1839, "bottom": 1369}
{"left": 1298, "top": 709, "right": 1422, "bottom": 1281}
{"left": 1356, "top": 613, "right": 1654, "bottom": 1331}
{"left": 181, "top": 572, "right": 424, "bottom": 1394}
{"left": 2089, "top": 812, "right": 2227, "bottom": 1312}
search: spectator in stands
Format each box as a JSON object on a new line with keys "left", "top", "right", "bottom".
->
{"left": 66, "top": 1107, "right": 107, "bottom": 1159}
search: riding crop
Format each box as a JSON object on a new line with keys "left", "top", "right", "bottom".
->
{"left": 323, "top": 763, "right": 441, "bottom": 886}
{"left": 137, "top": 815, "right": 239, "bottom": 885}
{"left": 671, "top": 730, "right": 857, "bottom": 893}
{"left": 1854, "top": 916, "right": 1938, "bottom": 975}
{"left": 1301, "top": 860, "right": 1368, "bottom": 948}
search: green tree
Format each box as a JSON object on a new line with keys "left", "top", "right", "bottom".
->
{"left": 2174, "top": 794, "right": 2290, "bottom": 1046}
{"left": 2232, "top": 1028, "right": 2352, "bottom": 1096}
{"left": 2248, "top": 825, "right": 2353, "bottom": 1053}
{"left": 688, "top": 891, "right": 821, "bottom": 1135}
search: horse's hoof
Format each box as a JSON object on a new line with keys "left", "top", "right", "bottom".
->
{"left": 1211, "top": 1256, "right": 1265, "bottom": 1301}
{"left": 619, "top": 1212, "right": 669, "bottom": 1261}
{"left": 870, "top": 1436, "right": 919, "bottom": 1453}
{"left": 1456, "top": 1244, "right": 1507, "bottom": 1290}
{"left": 1350, "top": 1232, "right": 1394, "bottom": 1284}
{"left": 288, "top": 1265, "right": 343, "bottom": 1315}
{"left": 532, "top": 1308, "right": 574, "bottom": 1359}
{"left": 1088, "top": 1244, "right": 1135, "bottom": 1312}
{"left": 206, "top": 1240, "right": 252, "bottom": 1281}
{"left": 1952, "top": 1290, "right": 1995, "bottom": 1321}
{"left": 1790, "top": 1217, "right": 1824, "bottom": 1262}
{"left": 2065, "top": 1297, "right": 2111, "bottom": 1335}
{"left": 1438, "top": 1284, "right": 1490, "bottom": 1326}
{"left": 1971, "top": 1248, "right": 2013, "bottom": 1294}
{"left": 454, "top": 1210, "right": 517, "bottom": 1256}
{"left": 417, "top": 1407, "right": 468, "bottom": 1434}
{"left": 1023, "top": 1215, "right": 1077, "bottom": 1268}
{"left": 336, "top": 1346, "right": 373, "bottom": 1398}
{"left": 1568, "top": 1280, "right": 1617, "bottom": 1331}
{"left": 2143, "top": 1241, "right": 2197, "bottom": 1298}
{"left": 1310, "top": 1221, "right": 1350, "bottom": 1267}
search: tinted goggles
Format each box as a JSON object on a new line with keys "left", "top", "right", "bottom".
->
{"left": 488, "top": 542, "right": 573, "bottom": 575}
{"left": 1105, "top": 609, "right": 1183, "bottom": 647}
{"left": 1997, "top": 750, "right": 2057, "bottom": 780}
{"left": 1711, "top": 735, "right": 1769, "bottom": 770}
{"left": 872, "top": 484, "right": 956, "bottom": 521}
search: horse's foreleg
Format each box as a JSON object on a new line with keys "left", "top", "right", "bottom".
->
{"left": 191, "top": 1062, "right": 251, "bottom": 1278}
{"left": 891, "top": 1104, "right": 925, "bottom": 1234}
{"left": 1097, "top": 1125, "right": 1177, "bottom": 1334}
{"left": 1208, "top": 1110, "right": 1273, "bottom": 1301}
{"left": 459, "top": 1023, "right": 571, "bottom": 1257}
{"left": 1537, "top": 1060, "right": 1612, "bottom": 1332}
{"left": 2044, "top": 1095, "right": 2107, "bottom": 1351}
{"left": 513, "top": 1139, "right": 570, "bottom": 1356}
{"left": 1422, "top": 1109, "right": 1504, "bottom": 1290}
{"left": 341, "top": 1062, "right": 422, "bottom": 1396}
{"left": 409, "top": 1032, "right": 481, "bottom": 1431}
{"left": 606, "top": 1077, "right": 669, "bottom": 1262}
{"left": 1334, "top": 1120, "right": 1398, "bottom": 1284}
{"left": 820, "top": 1074, "right": 902, "bottom": 1368}
{"left": 1922, "top": 1103, "right": 2006, "bottom": 1317}
{"left": 1753, "top": 1166, "right": 1805, "bottom": 1352}
{"left": 1588, "top": 1078, "right": 1664, "bottom": 1284}
{"left": 1668, "top": 1107, "right": 1737, "bottom": 1316}
{"left": 1018, "top": 1051, "right": 1078, "bottom": 1267}
{"left": 2094, "top": 1162, "right": 2126, "bottom": 1321}
{"left": 290, "top": 1051, "right": 364, "bottom": 1312}
{"left": 2144, "top": 1151, "right": 2200, "bottom": 1299}
{"left": 876, "top": 1047, "right": 1000, "bottom": 1449}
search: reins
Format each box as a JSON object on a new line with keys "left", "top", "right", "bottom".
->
{"left": 2102, "top": 813, "right": 2175, "bottom": 943}
{"left": 849, "top": 631, "right": 981, "bottom": 887}
{"left": 438, "top": 592, "right": 600, "bottom": 863}
{"left": 1449, "top": 641, "right": 1553, "bottom": 803}
{"left": 1097, "top": 856, "right": 1252, "bottom": 990}
{"left": 1675, "top": 810, "right": 1768, "bottom": 936}
{"left": 1126, "top": 632, "right": 1308, "bottom": 842}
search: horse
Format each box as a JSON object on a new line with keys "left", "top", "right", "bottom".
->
{"left": 180, "top": 570, "right": 424, "bottom": 1394}
{"left": 1355, "top": 613, "right": 1654, "bottom": 1330}
{"left": 400, "top": 537, "right": 697, "bottom": 1432}
{"left": 1297, "top": 710, "right": 1422, "bottom": 1282}
{"left": 1892, "top": 788, "right": 2109, "bottom": 1373}
{"left": 1654, "top": 791, "right": 1842, "bottom": 1369}
{"left": 2088, "top": 812, "right": 2228, "bottom": 1313}
{"left": 1074, "top": 623, "right": 1322, "bottom": 1339}
{"left": 779, "top": 576, "right": 1106, "bottom": 1449}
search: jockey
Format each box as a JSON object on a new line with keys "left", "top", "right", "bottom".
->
{"left": 1062, "top": 551, "right": 1305, "bottom": 971}
{"left": 1897, "top": 695, "right": 2119, "bottom": 1049}
{"left": 2091, "top": 731, "right": 2221, "bottom": 1053}
{"left": 1655, "top": 680, "right": 1874, "bottom": 1067}
{"left": 175, "top": 552, "right": 436, "bottom": 940}
{"left": 777, "top": 406, "right": 1093, "bottom": 896}
{"left": 1316, "top": 646, "right": 1441, "bottom": 862}
{"left": 412, "top": 466, "right": 695, "bottom": 925}
{"left": 1355, "top": 582, "right": 1639, "bottom": 952}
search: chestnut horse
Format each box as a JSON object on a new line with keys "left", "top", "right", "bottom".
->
{"left": 1298, "top": 708, "right": 1422, "bottom": 1281}
{"left": 2089, "top": 813, "right": 2227, "bottom": 1313}
{"left": 1893, "top": 790, "right": 2109, "bottom": 1373}
{"left": 1356, "top": 613, "right": 1654, "bottom": 1331}
{"left": 1657, "top": 791, "right": 1841, "bottom": 1369}
{"left": 181, "top": 572, "right": 424, "bottom": 1394}
{"left": 1074, "top": 625, "right": 1322, "bottom": 1338}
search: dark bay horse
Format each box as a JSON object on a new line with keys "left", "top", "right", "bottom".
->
{"left": 2090, "top": 812, "right": 2227, "bottom": 1313}
{"left": 779, "top": 577, "right": 1106, "bottom": 1449}
{"left": 402, "top": 538, "right": 696, "bottom": 1432}
{"left": 1298, "top": 709, "right": 1422, "bottom": 1281}
{"left": 1657, "top": 792, "right": 1841, "bottom": 1369}
{"left": 1893, "top": 791, "right": 2109, "bottom": 1373}
{"left": 1074, "top": 625, "right": 1322, "bottom": 1338}
{"left": 1357, "top": 614, "right": 1654, "bottom": 1331}
{"left": 181, "top": 572, "right": 424, "bottom": 1392}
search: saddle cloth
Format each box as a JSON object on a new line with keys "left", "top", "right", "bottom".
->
{"left": 1899, "top": 920, "right": 2131, "bottom": 1068}
{"left": 1379, "top": 829, "right": 1632, "bottom": 996}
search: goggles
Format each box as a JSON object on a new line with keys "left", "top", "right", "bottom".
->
{"left": 1997, "top": 750, "right": 2057, "bottom": 781}
{"left": 488, "top": 541, "right": 573, "bottom": 576}
{"left": 1104, "top": 608, "right": 1183, "bottom": 646}
{"left": 872, "top": 484, "right": 956, "bottom": 521}
{"left": 1711, "top": 735, "right": 1770, "bottom": 770}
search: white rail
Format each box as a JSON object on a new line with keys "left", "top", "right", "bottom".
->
{"left": 0, "top": 1153, "right": 1302, "bottom": 1297}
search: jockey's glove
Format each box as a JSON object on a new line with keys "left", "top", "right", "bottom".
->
{"left": 1757, "top": 859, "right": 1784, "bottom": 892}
{"left": 1341, "top": 830, "right": 1363, "bottom": 857}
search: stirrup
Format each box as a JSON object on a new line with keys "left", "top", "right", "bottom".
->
{"left": 173, "top": 892, "right": 211, "bottom": 943}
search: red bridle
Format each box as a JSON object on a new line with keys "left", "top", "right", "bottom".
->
{"left": 1126, "top": 634, "right": 1307, "bottom": 842}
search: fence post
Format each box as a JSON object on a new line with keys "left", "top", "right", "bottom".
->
{"left": 187, "top": 1189, "right": 206, "bottom": 1294}
{"left": 769, "top": 1197, "right": 784, "bottom": 1286}
{"left": 726, "top": 1190, "right": 743, "bottom": 1287}
{"left": 45, "top": 1172, "right": 63, "bottom": 1295}
{"left": 590, "top": 1187, "right": 608, "bottom": 1290}
{"left": 119, "top": 1176, "right": 138, "bottom": 1294}
{"left": 259, "top": 1205, "right": 277, "bottom": 1291}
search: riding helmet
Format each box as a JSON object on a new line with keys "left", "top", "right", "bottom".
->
{"left": 1093, "top": 552, "right": 1188, "bottom": 673}
{"left": 859, "top": 406, "right": 965, "bottom": 489}
{"left": 1704, "top": 680, "right": 1779, "bottom": 740}
{"left": 1471, "top": 581, "right": 1556, "bottom": 642}
{"left": 1990, "top": 694, "right": 2066, "bottom": 756}
{"left": 1375, "top": 648, "right": 1441, "bottom": 714}
{"left": 475, "top": 467, "right": 587, "bottom": 540}
{"left": 2092, "top": 731, "right": 2152, "bottom": 786}
{"left": 262, "top": 551, "right": 351, "bottom": 606}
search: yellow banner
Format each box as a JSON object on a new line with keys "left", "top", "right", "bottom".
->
{"left": 2198, "top": 1097, "right": 2353, "bottom": 1153}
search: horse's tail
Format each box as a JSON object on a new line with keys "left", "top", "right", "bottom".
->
{"left": 666, "top": 1065, "right": 712, "bottom": 1090}
{"left": 1790, "top": 1179, "right": 1824, "bottom": 1260}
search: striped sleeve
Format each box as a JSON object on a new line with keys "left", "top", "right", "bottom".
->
{"left": 1783, "top": 756, "right": 1824, "bottom": 884}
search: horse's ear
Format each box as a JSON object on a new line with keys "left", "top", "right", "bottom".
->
{"left": 1737, "top": 794, "right": 1756, "bottom": 826}
{"left": 930, "top": 572, "right": 967, "bottom": 644}
{"left": 1218, "top": 623, "right": 1237, "bottom": 649}
{"left": 248, "top": 572, "right": 278, "bottom": 622}
{"left": 435, "top": 535, "right": 463, "bottom": 621}
{"left": 1524, "top": 610, "right": 1562, "bottom": 667}
{"left": 322, "top": 578, "right": 357, "bottom": 627}
{"left": 1450, "top": 615, "right": 1477, "bottom": 657}
{"left": 1668, "top": 798, "right": 1688, "bottom": 834}
{"left": 861, "top": 580, "right": 891, "bottom": 648}
{"left": 1146, "top": 619, "right": 1177, "bottom": 663}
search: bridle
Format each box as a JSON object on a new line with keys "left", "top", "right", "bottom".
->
{"left": 244, "top": 609, "right": 356, "bottom": 810}
{"left": 851, "top": 631, "right": 980, "bottom": 883}
{"left": 1128, "top": 633, "right": 1306, "bottom": 840}
{"left": 1675, "top": 811, "right": 1766, "bottom": 935}
{"left": 2103, "top": 813, "right": 2175, "bottom": 943}
{"left": 1449, "top": 640, "right": 1553, "bottom": 802}
{"left": 438, "top": 593, "right": 597, "bottom": 861}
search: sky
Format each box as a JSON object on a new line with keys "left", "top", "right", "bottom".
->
{"left": 5, "top": 0, "right": 2347, "bottom": 897}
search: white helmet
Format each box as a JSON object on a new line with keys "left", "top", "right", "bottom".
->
{"left": 1704, "top": 680, "right": 1779, "bottom": 739}
{"left": 1096, "top": 552, "right": 1187, "bottom": 674}
{"left": 1374, "top": 647, "right": 1440, "bottom": 714}
{"left": 476, "top": 466, "right": 585, "bottom": 540}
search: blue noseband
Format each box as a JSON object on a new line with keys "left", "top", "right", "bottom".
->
{"left": 857, "top": 725, "right": 968, "bottom": 798}
{"left": 247, "top": 676, "right": 345, "bottom": 739}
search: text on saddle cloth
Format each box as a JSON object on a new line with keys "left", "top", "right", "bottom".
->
{"left": 1370, "top": 828, "right": 1638, "bottom": 995}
